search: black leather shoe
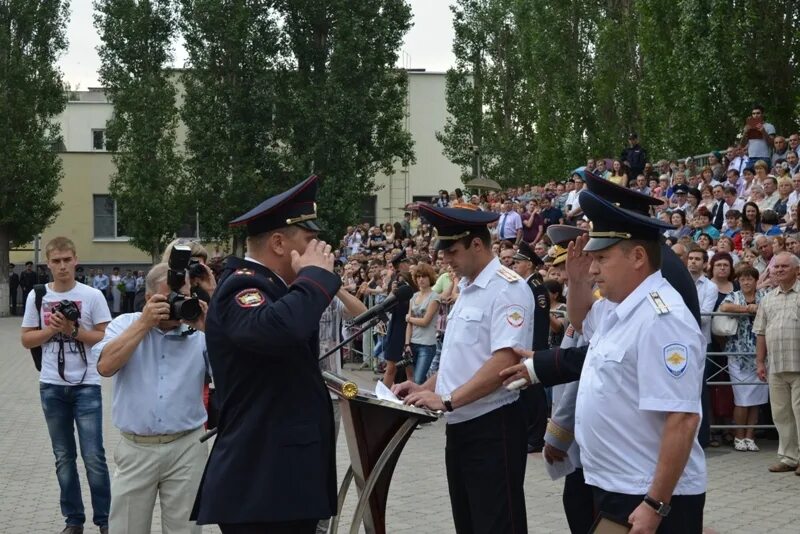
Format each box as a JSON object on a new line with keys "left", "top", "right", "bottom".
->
{"left": 60, "top": 526, "right": 84, "bottom": 534}
{"left": 527, "top": 444, "right": 543, "bottom": 453}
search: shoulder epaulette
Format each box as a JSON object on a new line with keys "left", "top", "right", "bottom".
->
{"left": 496, "top": 266, "right": 521, "bottom": 282}
{"left": 234, "top": 268, "right": 255, "bottom": 276}
{"left": 647, "top": 291, "right": 670, "bottom": 315}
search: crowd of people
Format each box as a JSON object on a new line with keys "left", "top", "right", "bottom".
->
{"left": 10, "top": 104, "right": 800, "bottom": 533}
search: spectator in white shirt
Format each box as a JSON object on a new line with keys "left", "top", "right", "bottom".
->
{"left": 687, "top": 246, "right": 717, "bottom": 345}
{"left": 497, "top": 200, "right": 523, "bottom": 243}
{"left": 721, "top": 186, "right": 745, "bottom": 230}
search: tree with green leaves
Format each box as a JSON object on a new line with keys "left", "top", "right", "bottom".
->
{"left": 180, "top": 1, "right": 415, "bottom": 246}
{"left": 275, "top": 1, "right": 415, "bottom": 241}
{"left": 441, "top": 0, "right": 800, "bottom": 181}
{"left": 178, "top": 0, "right": 288, "bottom": 253}
{"left": 0, "top": 0, "right": 68, "bottom": 317}
{"left": 95, "top": 0, "right": 187, "bottom": 262}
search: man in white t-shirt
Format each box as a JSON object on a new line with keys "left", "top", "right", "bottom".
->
{"left": 742, "top": 104, "right": 776, "bottom": 167}
{"left": 20, "top": 237, "right": 112, "bottom": 534}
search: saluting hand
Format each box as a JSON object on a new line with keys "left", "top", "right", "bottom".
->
{"left": 565, "top": 234, "right": 592, "bottom": 282}
{"left": 291, "top": 239, "right": 334, "bottom": 274}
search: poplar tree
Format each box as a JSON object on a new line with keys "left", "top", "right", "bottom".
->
{"left": 95, "top": 0, "right": 186, "bottom": 261}
{"left": 0, "top": 0, "right": 68, "bottom": 317}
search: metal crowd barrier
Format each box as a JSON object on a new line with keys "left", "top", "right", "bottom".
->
{"left": 701, "top": 310, "right": 774, "bottom": 431}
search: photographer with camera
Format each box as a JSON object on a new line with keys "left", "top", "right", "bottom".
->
{"left": 94, "top": 250, "right": 209, "bottom": 534}
{"left": 20, "top": 237, "right": 112, "bottom": 534}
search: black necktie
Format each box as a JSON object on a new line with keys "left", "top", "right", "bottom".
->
{"left": 713, "top": 201, "right": 724, "bottom": 229}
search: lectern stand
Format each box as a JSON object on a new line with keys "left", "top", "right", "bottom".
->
{"left": 323, "top": 372, "right": 439, "bottom": 534}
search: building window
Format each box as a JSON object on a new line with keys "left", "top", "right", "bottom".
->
{"left": 93, "top": 195, "right": 126, "bottom": 238}
{"left": 360, "top": 195, "right": 377, "bottom": 227}
{"left": 92, "top": 129, "right": 106, "bottom": 151}
{"left": 177, "top": 211, "right": 200, "bottom": 239}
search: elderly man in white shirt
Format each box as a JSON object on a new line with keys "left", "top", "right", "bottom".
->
{"left": 497, "top": 200, "right": 523, "bottom": 243}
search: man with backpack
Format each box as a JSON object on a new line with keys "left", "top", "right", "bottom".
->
{"left": 20, "top": 237, "right": 112, "bottom": 534}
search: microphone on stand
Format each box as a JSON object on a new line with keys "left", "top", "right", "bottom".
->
{"left": 350, "top": 284, "right": 414, "bottom": 326}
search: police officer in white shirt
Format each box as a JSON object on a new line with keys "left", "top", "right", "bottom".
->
{"left": 505, "top": 191, "right": 707, "bottom": 533}
{"left": 393, "top": 203, "right": 534, "bottom": 534}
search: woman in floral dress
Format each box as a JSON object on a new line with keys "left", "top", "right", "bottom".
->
{"left": 719, "top": 265, "right": 769, "bottom": 451}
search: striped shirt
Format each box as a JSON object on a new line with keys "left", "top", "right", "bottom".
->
{"left": 753, "top": 280, "right": 800, "bottom": 374}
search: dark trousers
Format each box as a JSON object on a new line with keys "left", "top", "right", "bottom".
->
{"left": 9, "top": 286, "right": 18, "bottom": 314}
{"left": 563, "top": 468, "right": 594, "bottom": 534}
{"left": 590, "top": 486, "right": 705, "bottom": 534}
{"left": 520, "top": 384, "right": 547, "bottom": 450}
{"left": 445, "top": 400, "right": 528, "bottom": 534}
{"left": 123, "top": 291, "right": 135, "bottom": 313}
{"left": 219, "top": 520, "right": 317, "bottom": 534}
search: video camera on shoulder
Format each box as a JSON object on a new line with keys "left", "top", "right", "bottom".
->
{"left": 167, "top": 245, "right": 202, "bottom": 321}
{"left": 52, "top": 300, "right": 81, "bottom": 322}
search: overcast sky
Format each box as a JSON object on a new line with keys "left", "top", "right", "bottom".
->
{"left": 60, "top": 0, "right": 456, "bottom": 89}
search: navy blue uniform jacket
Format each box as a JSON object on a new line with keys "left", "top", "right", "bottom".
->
{"left": 192, "top": 257, "right": 342, "bottom": 524}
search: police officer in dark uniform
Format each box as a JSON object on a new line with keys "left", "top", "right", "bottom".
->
{"left": 192, "top": 175, "right": 341, "bottom": 534}
{"left": 505, "top": 170, "right": 702, "bottom": 387}
{"left": 511, "top": 242, "right": 550, "bottom": 453}
{"left": 20, "top": 261, "right": 37, "bottom": 305}
{"left": 9, "top": 263, "right": 19, "bottom": 315}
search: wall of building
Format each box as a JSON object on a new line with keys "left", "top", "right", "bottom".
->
{"left": 373, "top": 72, "right": 464, "bottom": 225}
{"left": 12, "top": 71, "right": 462, "bottom": 266}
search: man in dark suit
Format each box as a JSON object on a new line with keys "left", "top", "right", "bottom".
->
{"left": 9, "top": 264, "right": 19, "bottom": 315}
{"left": 511, "top": 242, "right": 550, "bottom": 452}
{"left": 19, "top": 261, "right": 37, "bottom": 305}
{"left": 192, "top": 175, "right": 342, "bottom": 534}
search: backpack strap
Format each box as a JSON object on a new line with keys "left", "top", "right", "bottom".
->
{"left": 34, "top": 284, "right": 46, "bottom": 328}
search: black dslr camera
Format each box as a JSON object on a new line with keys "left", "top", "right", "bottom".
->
{"left": 52, "top": 300, "right": 81, "bottom": 322}
{"left": 167, "top": 245, "right": 202, "bottom": 321}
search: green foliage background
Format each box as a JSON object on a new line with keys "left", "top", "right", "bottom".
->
{"left": 438, "top": 0, "right": 800, "bottom": 186}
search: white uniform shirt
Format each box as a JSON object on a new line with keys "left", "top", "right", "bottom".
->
{"left": 436, "top": 257, "right": 534, "bottom": 424}
{"left": 694, "top": 275, "right": 717, "bottom": 344}
{"left": 575, "top": 272, "right": 707, "bottom": 496}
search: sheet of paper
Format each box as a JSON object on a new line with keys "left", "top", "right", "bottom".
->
{"left": 544, "top": 455, "right": 576, "bottom": 481}
{"left": 375, "top": 381, "right": 404, "bottom": 405}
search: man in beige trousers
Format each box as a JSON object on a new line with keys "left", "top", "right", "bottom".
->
{"left": 754, "top": 251, "right": 800, "bottom": 475}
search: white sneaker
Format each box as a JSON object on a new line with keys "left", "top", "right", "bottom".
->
{"left": 744, "top": 438, "right": 759, "bottom": 451}
{"left": 734, "top": 438, "right": 748, "bottom": 451}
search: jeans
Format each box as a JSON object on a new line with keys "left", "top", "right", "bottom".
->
{"left": 411, "top": 343, "right": 436, "bottom": 384}
{"left": 40, "top": 383, "right": 111, "bottom": 528}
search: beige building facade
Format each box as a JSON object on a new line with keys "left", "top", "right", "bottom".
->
{"left": 11, "top": 71, "right": 462, "bottom": 267}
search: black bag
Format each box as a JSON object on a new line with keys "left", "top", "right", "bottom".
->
{"left": 30, "top": 284, "right": 47, "bottom": 371}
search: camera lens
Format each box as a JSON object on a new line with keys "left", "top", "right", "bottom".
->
{"left": 174, "top": 297, "right": 202, "bottom": 321}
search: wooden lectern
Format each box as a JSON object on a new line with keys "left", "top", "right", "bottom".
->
{"left": 323, "top": 372, "right": 439, "bottom": 534}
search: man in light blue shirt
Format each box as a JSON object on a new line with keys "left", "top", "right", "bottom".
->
{"left": 94, "top": 263, "right": 209, "bottom": 534}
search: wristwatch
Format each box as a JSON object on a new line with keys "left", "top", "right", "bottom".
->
{"left": 643, "top": 495, "right": 671, "bottom": 517}
{"left": 441, "top": 394, "right": 454, "bottom": 412}
{"left": 71, "top": 324, "right": 80, "bottom": 339}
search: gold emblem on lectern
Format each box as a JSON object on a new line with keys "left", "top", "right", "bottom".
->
{"left": 342, "top": 381, "right": 359, "bottom": 399}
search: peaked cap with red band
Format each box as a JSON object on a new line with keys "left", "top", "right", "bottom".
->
{"left": 417, "top": 203, "right": 499, "bottom": 251}
{"left": 229, "top": 174, "right": 322, "bottom": 236}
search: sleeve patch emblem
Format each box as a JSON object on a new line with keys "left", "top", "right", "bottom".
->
{"left": 565, "top": 324, "right": 575, "bottom": 338}
{"left": 537, "top": 294, "right": 548, "bottom": 309}
{"left": 506, "top": 304, "right": 525, "bottom": 328}
{"left": 236, "top": 289, "right": 266, "bottom": 308}
{"left": 663, "top": 343, "right": 688, "bottom": 377}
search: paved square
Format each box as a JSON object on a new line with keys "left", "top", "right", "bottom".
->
{"left": 0, "top": 317, "right": 797, "bottom": 533}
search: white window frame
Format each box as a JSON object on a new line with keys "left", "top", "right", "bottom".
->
{"left": 91, "top": 129, "right": 106, "bottom": 151}
{"left": 92, "top": 194, "right": 129, "bottom": 241}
